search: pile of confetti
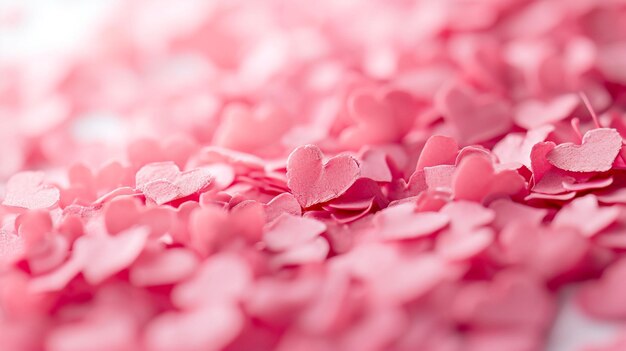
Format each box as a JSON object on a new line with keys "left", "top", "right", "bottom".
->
{"left": 3, "top": 0, "right": 626, "bottom": 350}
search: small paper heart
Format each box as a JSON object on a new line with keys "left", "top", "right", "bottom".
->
{"left": 136, "top": 162, "right": 213, "bottom": 205}
{"left": 2, "top": 172, "right": 60, "bottom": 209}
{"left": 287, "top": 145, "right": 360, "bottom": 208}
{"left": 546, "top": 128, "right": 623, "bottom": 172}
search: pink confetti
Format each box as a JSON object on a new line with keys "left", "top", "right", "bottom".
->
{"left": 4, "top": 1, "right": 626, "bottom": 350}
{"left": 375, "top": 203, "right": 450, "bottom": 240}
{"left": 263, "top": 214, "right": 326, "bottom": 251}
{"left": 2, "top": 172, "right": 60, "bottom": 209}
{"left": 452, "top": 155, "right": 525, "bottom": 203}
{"left": 286, "top": 145, "right": 360, "bottom": 208}
{"left": 436, "top": 83, "right": 512, "bottom": 145}
{"left": 340, "top": 88, "right": 417, "bottom": 148}
{"left": 547, "top": 128, "right": 623, "bottom": 173}
{"left": 135, "top": 162, "right": 213, "bottom": 205}
{"left": 129, "top": 248, "right": 199, "bottom": 287}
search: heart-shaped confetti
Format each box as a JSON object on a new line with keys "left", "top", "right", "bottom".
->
{"left": 5, "top": 1, "right": 626, "bottom": 350}
{"left": 547, "top": 128, "right": 623, "bottom": 173}
{"left": 136, "top": 162, "right": 213, "bottom": 205}
{"left": 375, "top": 203, "right": 450, "bottom": 240}
{"left": 263, "top": 213, "right": 326, "bottom": 251}
{"left": 2, "top": 172, "right": 60, "bottom": 209}
{"left": 287, "top": 145, "right": 360, "bottom": 208}
{"left": 436, "top": 83, "right": 512, "bottom": 144}
{"left": 213, "top": 103, "right": 292, "bottom": 155}
{"left": 340, "top": 88, "right": 417, "bottom": 148}
{"left": 452, "top": 155, "right": 526, "bottom": 203}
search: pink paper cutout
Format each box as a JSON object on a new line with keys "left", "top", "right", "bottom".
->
{"left": 2, "top": 172, "right": 60, "bottom": 209}
{"left": 136, "top": 162, "right": 213, "bottom": 205}
{"left": 546, "top": 128, "right": 623, "bottom": 172}
{"left": 436, "top": 83, "right": 512, "bottom": 144}
{"left": 263, "top": 213, "right": 326, "bottom": 251}
{"left": 286, "top": 145, "right": 360, "bottom": 208}
{"left": 452, "top": 155, "right": 525, "bottom": 203}
{"left": 376, "top": 203, "right": 450, "bottom": 240}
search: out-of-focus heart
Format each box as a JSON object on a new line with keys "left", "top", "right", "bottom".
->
{"left": 452, "top": 155, "right": 525, "bottom": 203}
{"left": 213, "top": 103, "right": 291, "bottom": 155}
{"left": 436, "top": 83, "right": 512, "bottom": 145}
{"left": 340, "top": 88, "right": 417, "bottom": 149}
{"left": 514, "top": 94, "right": 579, "bottom": 129}
{"left": 2, "top": 172, "right": 60, "bottom": 209}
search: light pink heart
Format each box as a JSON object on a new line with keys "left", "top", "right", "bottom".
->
{"left": 2, "top": 172, "right": 60, "bottom": 209}
{"left": 263, "top": 213, "right": 326, "bottom": 251}
{"left": 546, "top": 128, "right": 623, "bottom": 172}
{"left": 436, "top": 83, "right": 512, "bottom": 144}
{"left": 136, "top": 162, "right": 213, "bottom": 205}
{"left": 213, "top": 103, "right": 291, "bottom": 154}
{"left": 340, "top": 89, "right": 417, "bottom": 148}
{"left": 129, "top": 248, "right": 199, "bottom": 287}
{"left": 264, "top": 192, "right": 302, "bottom": 223}
{"left": 514, "top": 94, "right": 579, "bottom": 129}
{"left": 375, "top": 203, "right": 450, "bottom": 240}
{"left": 287, "top": 145, "right": 360, "bottom": 208}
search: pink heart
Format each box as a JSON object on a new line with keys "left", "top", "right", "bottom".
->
{"left": 213, "top": 103, "right": 291, "bottom": 155}
{"left": 436, "top": 227, "right": 494, "bottom": 261}
{"left": 358, "top": 148, "right": 393, "bottom": 182}
{"left": 129, "top": 248, "right": 199, "bottom": 287}
{"left": 546, "top": 128, "right": 623, "bottom": 172}
{"left": 499, "top": 223, "right": 588, "bottom": 279}
{"left": 103, "top": 196, "right": 174, "bottom": 238}
{"left": 136, "top": 162, "right": 213, "bottom": 205}
{"left": 263, "top": 213, "right": 326, "bottom": 251}
{"left": 78, "top": 226, "right": 150, "bottom": 285}
{"left": 415, "top": 135, "right": 459, "bottom": 171}
{"left": 452, "top": 155, "right": 526, "bottom": 203}
{"left": 2, "top": 172, "right": 60, "bottom": 209}
{"left": 493, "top": 126, "right": 553, "bottom": 169}
{"left": 436, "top": 83, "right": 512, "bottom": 144}
{"left": 375, "top": 203, "right": 450, "bottom": 240}
{"left": 264, "top": 192, "right": 302, "bottom": 223}
{"left": 172, "top": 253, "right": 252, "bottom": 308}
{"left": 578, "top": 258, "right": 626, "bottom": 319}
{"left": 144, "top": 304, "right": 244, "bottom": 351}
{"left": 287, "top": 145, "right": 360, "bottom": 208}
{"left": 514, "top": 94, "right": 579, "bottom": 129}
{"left": 441, "top": 201, "right": 495, "bottom": 230}
{"left": 340, "top": 89, "right": 417, "bottom": 148}
{"left": 271, "top": 237, "right": 329, "bottom": 268}
{"left": 552, "top": 195, "right": 620, "bottom": 237}
{"left": 452, "top": 272, "right": 554, "bottom": 329}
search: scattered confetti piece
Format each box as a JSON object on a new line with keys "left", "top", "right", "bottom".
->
{"left": 2, "top": 172, "right": 60, "bottom": 209}
{"left": 547, "top": 128, "right": 623, "bottom": 173}
{"left": 286, "top": 145, "right": 360, "bottom": 208}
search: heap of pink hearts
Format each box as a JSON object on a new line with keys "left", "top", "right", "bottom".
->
{"left": 4, "top": 1, "right": 626, "bottom": 350}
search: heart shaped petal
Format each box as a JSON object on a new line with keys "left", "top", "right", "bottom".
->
{"left": 547, "top": 128, "right": 623, "bottom": 172}
{"left": 287, "top": 145, "right": 360, "bottom": 208}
